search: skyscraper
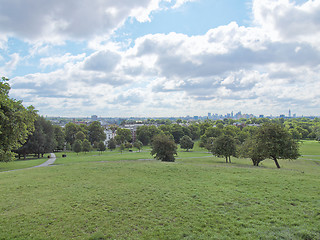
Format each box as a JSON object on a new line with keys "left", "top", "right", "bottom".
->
{"left": 289, "top": 109, "right": 291, "bottom": 118}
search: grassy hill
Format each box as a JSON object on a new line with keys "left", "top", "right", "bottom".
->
{"left": 0, "top": 141, "right": 319, "bottom": 239}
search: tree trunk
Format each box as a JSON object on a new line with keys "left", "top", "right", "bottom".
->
{"left": 229, "top": 156, "right": 231, "bottom": 163}
{"left": 273, "top": 157, "right": 281, "bottom": 168}
{"left": 225, "top": 156, "right": 228, "bottom": 163}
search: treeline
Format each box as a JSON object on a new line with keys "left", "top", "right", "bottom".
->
{"left": 132, "top": 119, "right": 301, "bottom": 168}
{"left": 15, "top": 119, "right": 106, "bottom": 159}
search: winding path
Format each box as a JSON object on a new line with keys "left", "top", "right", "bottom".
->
{"left": 31, "top": 153, "right": 56, "bottom": 168}
{"left": 1, "top": 153, "right": 56, "bottom": 173}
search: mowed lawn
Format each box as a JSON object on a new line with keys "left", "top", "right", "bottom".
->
{"left": 0, "top": 142, "right": 319, "bottom": 239}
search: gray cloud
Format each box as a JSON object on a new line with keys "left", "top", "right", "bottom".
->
{"left": 83, "top": 50, "right": 121, "bottom": 72}
{"left": 0, "top": 0, "right": 161, "bottom": 41}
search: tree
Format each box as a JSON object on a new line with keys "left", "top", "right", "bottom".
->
{"left": 0, "top": 77, "right": 37, "bottom": 162}
{"left": 115, "top": 128, "right": 132, "bottom": 145}
{"left": 53, "top": 125, "right": 65, "bottom": 151}
{"left": 125, "top": 142, "right": 133, "bottom": 150}
{"left": 64, "top": 122, "right": 78, "bottom": 146}
{"left": 17, "top": 116, "right": 56, "bottom": 159}
{"left": 180, "top": 135, "right": 194, "bottom": 151}
{"left": 73, "top": 139, "right": 82, "bottom": 155}
{"left": 75, "top": 131, "right": 86, "bottom": 141}
{"left": 82, "top": 139, "right": 91, "bottom": 153}
{"left": 211, "top": 134, "right": 237, "bottom": 163}
{"left": 88, "top": 121, "right": 106, "bottom": 144}
{"left": 239, "top": 137, "right": 265, "bottom": 166}
{"left": 255, "top": 123, "right": 300, "bottom": 168}
{"left": 97, "top": 141, "right": 106, "bottom": 154}
{"left": 133, "top": 140, "right": 143, "bottom": 152}
{"left": 151, "top": 134, "right": 177, "bottom": 162}
{"left": 119, "top": 143, "right": 125, "bottom": 153}
{"left": 108, "top": 138, "right": 116, "bottom": 151}
{"left": 170, "top": 124, "right": 184, "bottom": 144}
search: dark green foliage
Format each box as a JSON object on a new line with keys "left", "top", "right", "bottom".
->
{"left": 17, "top": 116, "right": 56, "bottom": 159}
{"left": 133, "top": 140, "right": 143, "bottom": 152}
{"left": 64, "top": 122, "right": 78, "bottom": 146}
{"left": 88, "top": 121, "right": 106, "bottom": 144}
{"left": 125, "top": 142, "right": 133, "bottom": 149}
{"left": 255, "top": 123, "right": 300, "bottom": 168}
{"left": 0, "top": 77, "right": 37, "bottom": 161}
{"left": 239, "top": 137, "right": 265, "bottom": 166}
{"left": 170, "top": 124, "right": 185, "bottom": 144}
{"left": 53, "top": 125, "right": 65, "bottom": 151}
{"left": 108, "top": 138, "right": 116, "bottom": 151}
{"left": 97, "top": 141, "right": 106, "bottom": 154}
{"left": 82, "top": 139, "right": 91, "bottom": 153}
{"left": 180, "top": 135, "right": 194, "bottom": 151}
{"left": 211, "top": 134, "right": 237, "bottom": 163}
{"left": 72, "top": 139, "right": 82, "bottom": 154}
{"left": 151, "top": 134, "right": 177, "bottom": 162}
{"left": 119, "top": 143, "right": 125, "bottom": 153}
{"left": 115, "top": 128, "right": 132, "bottom": 145}
{"left": 75, "top": 131, "right": 86, "bottom": 141}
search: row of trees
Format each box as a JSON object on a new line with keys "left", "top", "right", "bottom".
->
{"left": 149, "top": 122, "right": 300, "bottom": 169}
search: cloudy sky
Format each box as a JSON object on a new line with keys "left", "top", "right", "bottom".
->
{"left": 1, "top": 0, "right": 319, "bottom": 117}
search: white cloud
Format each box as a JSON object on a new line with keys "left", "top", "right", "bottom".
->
{"left": 7, "top": 0, "right": 320, "bottom": 116}
{"left": 0, "top": 0, "right": 192, "bottom": 44}
{"left": 40, "top": 53, "right": 86, "bottom": 68}
{"left": 0, "top": 53, "right": 20, "bottom": 77}
{"left": 252, "top": 0, "right": 320, "bottom": 47}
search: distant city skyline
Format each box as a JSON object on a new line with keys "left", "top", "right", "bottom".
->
{"left": 2, "top": 0, "right": 319, "bottom": 117}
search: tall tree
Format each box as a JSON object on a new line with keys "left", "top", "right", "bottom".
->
{"left": 108, "top": 138, "right": 116, "bottom": 151}
{"left": 133, "top": 140, "right": 143, "bottom": 152}
{"left": 239, "top": 137, "right": 265, "bottom": 166}
{"left": 211, "top": 134, "right": 237, "bottom": 163}
{"left": 180, "top": 135, "right": 194, "bottom": 152}
{"left": 19, "top": 116, "right": 57, "bottom": 158}
{"left": 0, "top": 77, "right": 37, "bottom": 162}
{"left": 115, "top": 128, "right": 132, "bottom": 145}
{"left": 82, "top": 139, "right": 91, "bottom": 153}
{"left": 53, "top": 125, "right": 65, "bottom": 151}
{"left": 97, "top": 141, "right": 106, "bottom": 154}
{"left": 151, "top": 134, "right": 177, "bottom": 162}
{"left": 73, "top": 139, "right": 82, "bottom": 155}
{"left": 255, "top": 123, "right": 300, "bottom": 168}
{"left": 88, "top": 121, "right": 106, "bottom": 144}
{"left": 64, "top": 122, "right": 78, "bottom": 146}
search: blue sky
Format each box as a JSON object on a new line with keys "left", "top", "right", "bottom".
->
{"left": 0, "top": 0, "right": 319, "bottom": 117}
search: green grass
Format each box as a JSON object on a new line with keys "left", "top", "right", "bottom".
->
{"left": 0, "top": 141, "right": 319, "bottom": 239}
{"left": 0, "top": 156, "right": 49, "bottom": 172}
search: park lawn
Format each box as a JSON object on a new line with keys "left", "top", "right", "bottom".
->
{"left": 0, "top": 151, "right": 320, "bottom": 239}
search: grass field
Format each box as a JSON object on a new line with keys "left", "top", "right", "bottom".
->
{"left": 0, "top": 141, "right": 319, "bottom": 239}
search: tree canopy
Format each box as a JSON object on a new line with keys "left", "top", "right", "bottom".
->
{"left": 211, "top": 134, "right": 237, "bottom": 163}
{"left": 0, "top": 77, "right": 37, "bottom": 162}
{"left": 254, "top": 122, "right": 300, "bottom": 168}
{"left": 151, "top": 134, "right": 177, "bottom": 162}
{"left": 180, "top": 135, "right": 194, "bottom": 151}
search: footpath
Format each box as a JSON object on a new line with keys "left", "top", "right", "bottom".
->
{"left": 1, "top": 153, "right": 56, "bottom": 173}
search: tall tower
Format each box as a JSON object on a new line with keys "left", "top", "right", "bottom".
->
{"left": 289, "top": 109, "right": 291, "bottom": 118}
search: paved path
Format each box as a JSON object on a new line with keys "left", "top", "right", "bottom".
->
{"left": 1, "top": 153, "right": 56, "bottom": 173}
{"left": 32, "top": 153, "right": 56, "bottom": 168}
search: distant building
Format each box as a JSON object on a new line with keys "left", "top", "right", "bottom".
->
{"left": 259, "top": 115, "right": 264, "bottom": 118}
{"left": 91, "top": 115, "right": 98, "bottom": 121}
{"left": 289, "top": 109, "right": 291, "bottom": 118}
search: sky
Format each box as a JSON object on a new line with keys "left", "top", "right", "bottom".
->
{"left": 1, "top": 0, "right": 319, "bottom": 118}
